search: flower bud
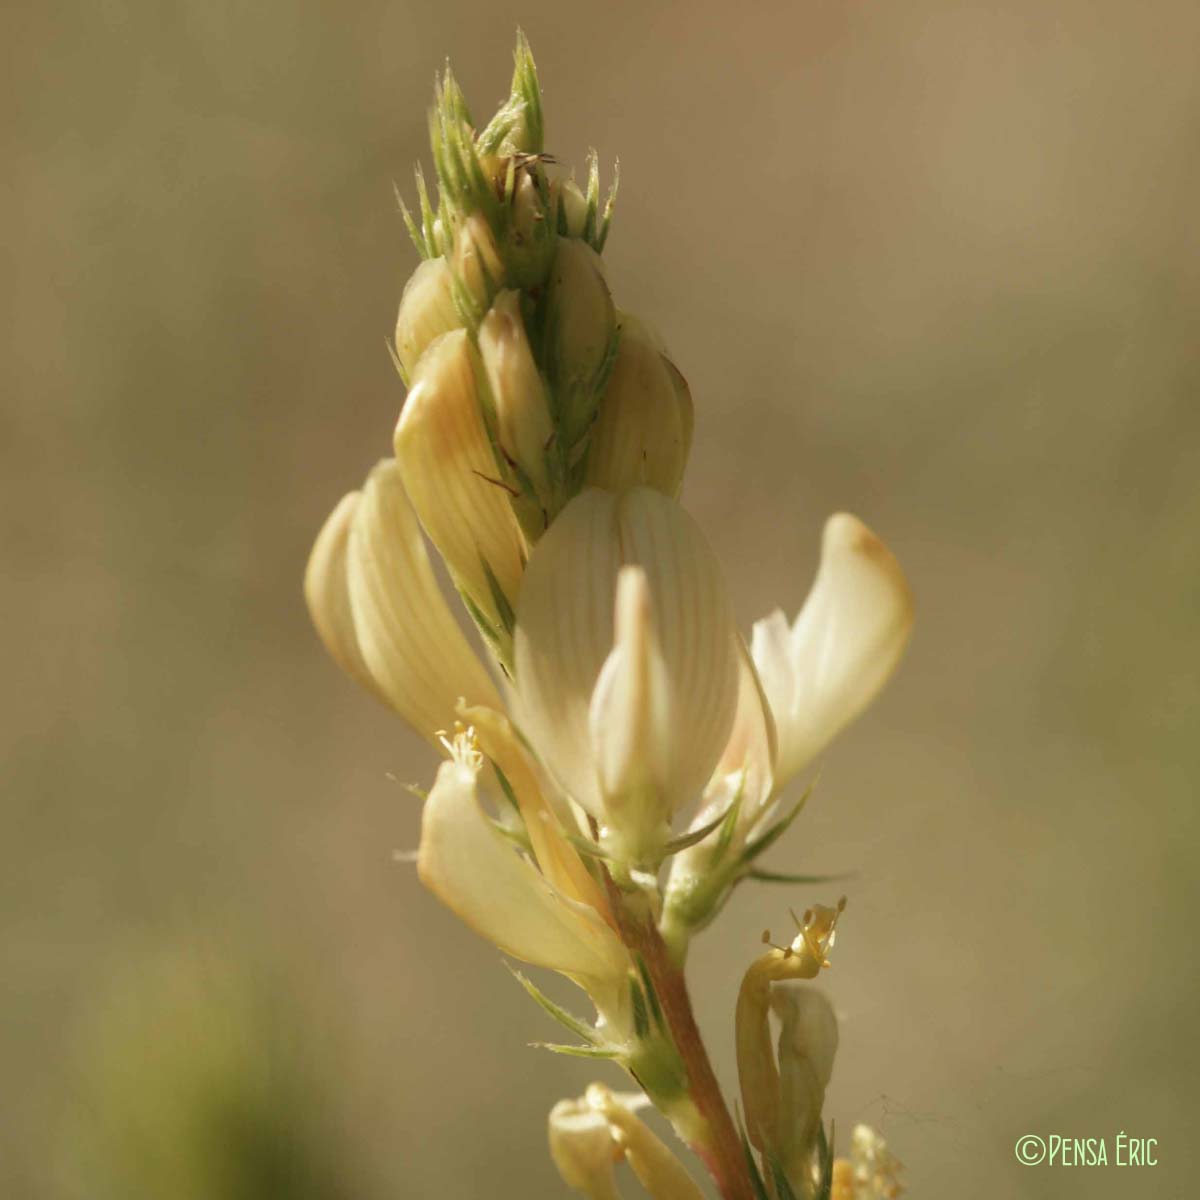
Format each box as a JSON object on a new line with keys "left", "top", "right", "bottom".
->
{"left": 503, "top": 169, "right": 557, "bottom": 288}
{"left": 394, "top": 329, "right": 526, "bottom": 660}
{"left": 558, "top": 178, "right": 588, "bottom": 238}
{"left": 586, "top": 313, "right": 693, "bottom": 497}
{"left": 393, "top": 257, "right": 461, "bottom": 382}
{"left": 544, "top": 237, "right": 617, "bottom": 448}
{"left": 452, "top": 213, "right": 505, "bottom": 321}
{"left": 477, "top": 289, "right": 555, "bottom": 500}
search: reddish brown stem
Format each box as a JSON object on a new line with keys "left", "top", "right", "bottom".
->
{"left": 607, "top": 881, "right": 754, "bottom": 1200}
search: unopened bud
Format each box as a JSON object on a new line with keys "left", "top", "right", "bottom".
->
{"left": 452, "top": 213, "right": 505, "bottom": 321}
{"left": 504, "top": 169, "right": 557, "bottom": 288}
{"left": 545, "top": 237, "right": 616, "bottom": 448}
{"left": 478, "top": 290, "right": 555, "bottom": 500}
{"left": 558, "top": 178, "right": 588, "bottom": 238}
{"left": 393, "top": 329, "right": 526, "bottom": 660}
{"left": 393, "top": 257, "right": 461, "bottom": 381}
{"left": 586, "top": 313, "right": 693, "bottom": 497}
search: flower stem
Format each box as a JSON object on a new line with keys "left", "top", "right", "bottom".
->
{"left": 606, "top": 879, "right": 755, "bottom": 1200}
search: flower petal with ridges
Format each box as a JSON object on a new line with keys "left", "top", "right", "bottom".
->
{"left": 342, "top": 460, "right": 503, "bottom": 743}
{"left": 304, "top": 491, "right": 386, "bottom": 703}
{"left": 394, "top": 329, "right": 527, "bottom": 651}
{"left": 416, "top": 736, "right": 630, "bottom": 1028}
{"left": 513, "top": 488, "right": 739, "bottom": 849}
{"left": 752, "top": 513, "right": 914, "bottom": 790}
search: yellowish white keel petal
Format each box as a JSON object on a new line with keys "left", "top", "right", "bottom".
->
{"left": 416, "top": 744, "right": 630, "bottom": 1023}
{"left": 305, "top": 462, "right": 502, "bottom": 745}
{"left": 752, "top": 514, "right": 914, "bottom": 789}
{"left": 304, "top": 492, "right": 385, "bottom": 702}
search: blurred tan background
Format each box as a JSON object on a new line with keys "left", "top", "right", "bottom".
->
{"left": 5, "top": 0, "right": 1199, "bottom": 1196}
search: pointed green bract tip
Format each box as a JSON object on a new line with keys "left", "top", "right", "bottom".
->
{"left": 477, "top": 29, "right": 545, "bottom": 157}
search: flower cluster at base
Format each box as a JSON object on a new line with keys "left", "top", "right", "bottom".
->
{"left": 305, "top": 35, "right": 913, "bottom": 1200}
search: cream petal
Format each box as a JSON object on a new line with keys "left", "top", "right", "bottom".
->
{"left": 344, "top": 460, "right": 502, "bottom": 743}
{"left": 416, "top": 754, "right": 630, "bottom": 1000}
{"left": 304, "top": 492, "right": 385, "bottom": 702}
{"left": 585, "top": 314, "right": 690, "bottom": 498}
{"left": 616, "top": 489, "right": 740, "bottom": 816}
{"left": 663, "top": 638, "right": 776, "bottom": 896}
{"left": 754, "top": 513, "right": 914, "bottom": 788}
{"left": 588, "top": 568, "right": 673, "bottom": 856}
{"left": 514, "top": 488, "right": 739, "bottom": 826}
{"left": 547, "top": 1100, "right": 621, "bottom": 1200}
{"left": 585, "top": 1085, "right": 706, "bottom": 1200}
{"left": 513, "top": 489, "right": 623, "bottom": 817}
{"left": 393, "top": 329, "right": 527, "bottom": 649}
{"left": 772, "top": 985, "right": 838, "bottom": 1173}
{"left": 393, "top": 256, "right": 461, "bottom": 381}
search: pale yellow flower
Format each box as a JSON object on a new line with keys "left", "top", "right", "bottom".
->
{"left": 512, "top": 487, "right": 740, "bottom": 865}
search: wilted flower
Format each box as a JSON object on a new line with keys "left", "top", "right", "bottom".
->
{"left": 735, "top": 903, "right": 845, "bottom": 1165}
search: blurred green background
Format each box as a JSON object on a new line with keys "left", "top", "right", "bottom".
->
{"left": 5, "top": 1, "right": 1198, "bottom": 1196}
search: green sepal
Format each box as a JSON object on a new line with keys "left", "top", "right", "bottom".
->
{"left": 630, "top": 976, "right": 650, "bottom": 1039}
{"left": 765, "top": 1154, "right": 800, "bottom": 1200}
{"left": 476, "top": 31, "right": 544, "bottom": 157}
{"left": 488, "top": 815, "right": 532, "bottom": 856}
{"left": 740, "top": 781, "right": 816, "bottom": 865}
{"left": 711, "top": 772, "right": 747, "bottom": 865}
{"left": 478, "top": 555, "right": 517, "bottom": 640}
{"left": 490, "top": 762, "right": 521, "bottom": 815}
{"left": 504, "top": 963, "right": 600, "bottom": 1045}
{"left": 740, "top": 1130, "right": 771, "bottom": 1200}
{"left": 395, "top": 182, "right": 428, "bottom": 259}
{"left": 457, "top": 587, "right": 512, "bottom": 675}
{"left": 814, "top": 1121, "right": 836, "bottom": 1200}
{"left": 660, "top": 793, "right": 740, "bottom": 859}
{"left": 633, "top": 955, "right": 666, "bottom": 1036}
{"left": 745, "top": 868, "right": 851, "bottom": 886}
{"left": 531, "top": 1042, "right": 624, "bottom": 1059}
{"left": 560, "top": 830, "right": 617, "bottom": 863}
